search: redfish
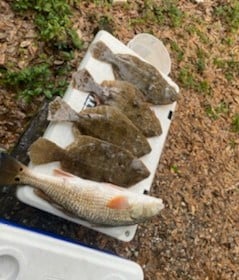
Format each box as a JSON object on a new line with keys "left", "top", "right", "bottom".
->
{"left": 91, "top": 41, "right": 180, "bottom": 105}
{"left": 48, "top": 97, "right": 151, "bottom": 157}
{"left": 73, "top": 69, "right": 162, "bottom": 137}
{"left": 28, "top": 137, "right": 150, "bottom": 187}
{"left": 0, "top": 152, "right": 164, "bottom": 226}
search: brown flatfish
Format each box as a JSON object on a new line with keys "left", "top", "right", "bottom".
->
{"left": 48, "top": 97, "right": 151, "bottom": 157}
{"left": 91, "top": 41, "right": 180, "bottom": 105}
{"left": 28, "top": 137, "right": 150, "bottom": 187}
{"left": 73, "top": 69, "right": 162, "bottom": 137}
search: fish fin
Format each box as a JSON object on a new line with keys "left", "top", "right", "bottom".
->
{"left": 107, "top": 195, "right": 130, "bottom": 210}
{"left": 80, "top": 112, "right": 106, "bottom": 121}
{"left": 34, "top": 189, "right": 54, "bottom": 203}
{"left": 90, "top": 41, "right": 114, "bottom": 62}
{"left": 53, "top": 168, "right": 76, "bottom": 178}
{"left": 104, "top": 183, "right": 125, "bottom": 191}
{"left": 111, "top": 65, "right": 122, "bottom": 80}
{"left": 34, "top": 189, "right": 77, "bottom": 218}
{"left": 48, "top": 97, "right": 79, "bottom": 122}
{"left": 71, "top": 123, "right": 82, "bottom": 138}
{"left": 0, "top": 152, "right": 26, "bottom": 186}
{"left": 28, "top": 138, "right": 64, "bottom": 165}
{"left": 72, "top": 69, "right": 102, "bottom": 94}
{"left": 89, "top": 223, "right": 113, "bottom": 228}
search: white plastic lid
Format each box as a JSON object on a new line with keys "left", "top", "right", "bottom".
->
{"left": 0, "top": 221, "right": 143, "bottom": 280}
{"left": 127, "top": 33, "right": 171, "bottom": 76}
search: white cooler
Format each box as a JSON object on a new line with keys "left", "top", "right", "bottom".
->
{"left": 16, "top": 30, "right": 179, "bottom": 242}
{"left": 0, "top": 219, "right": 143, "bottom": 280}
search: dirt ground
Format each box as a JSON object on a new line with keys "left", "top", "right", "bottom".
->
{"left": 0, "top": 1, "right": 239, "bottom": 279}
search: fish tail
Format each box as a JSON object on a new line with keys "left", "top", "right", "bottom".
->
{"left": 48, "top": 97, "right": 79, "bottom": 122}
{"left": 73, "top": 69, "right": 102, "bottom": 95}
{"left": 91, "top": 41, "right": 115, "bottom": 63}
{"left": 0, "top": 152, "right": 26, "bottom": 186}
{"left": 28, "top": 138, "right": 65, "bottom": 165}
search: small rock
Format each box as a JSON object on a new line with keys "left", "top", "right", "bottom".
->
{"left": 76, "top": 29, "right": 83, "bottom": 39}
{"left": 0, "top": 53, "right": 5, "bottom": 65}
{"left": 25, "top": 30, "right": 37, "bottom": 39}
{"left": 0, "top": 32, "right": 6, "bottom": 40}
{"left": 53, "top": 60, "right": 64, "bottom": 65}
{"left": 18, "top": 60, "right": 28, "bottom": 69}
{"left": 20, "top": 40, "right": 32, "bottom": 48}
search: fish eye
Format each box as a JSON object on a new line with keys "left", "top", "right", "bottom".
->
{"left": 19, "top": 167, "right": 23, "bottom": 172}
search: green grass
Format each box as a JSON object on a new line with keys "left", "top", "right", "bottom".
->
{"left": 196, "top": 48, "right": 207, "bottom": 74}
{"left": 1, "top": 64, "right": 68, "bottom": 102}
{"left": 231, "top": 114, "right": 239, "bottom": 133}
{"left": 185, "top": 24, "right": 209, "bottom": 44}
{"left": 97, "top": 15, "right": 115, "bottom": 33}
{"left": 12, "top": 0, "right": 83, "bottom": 50}
{"left": 170, "top": 41, "right": 184, "bottom": 62}
{"left": 204, "top": 102, "right": 229, "bottom": 120}
{"left": 178, "top": 67, "right": 196, "bottom": 89}
{"left": 129, "top": 0, "right": 184, "bottom": 28}
{"left": 170, "top": 164, "right": 180, "bottom": 174}
{"left": 178, "top": 66, "right": 212, "bottom": 95}
{"left": 214, "top": 1, "right": 239, "bottom": 33}
{"left": 93, "top": 0, "right": 112, "bottom": 7}
{"left": 3, "top": 0, "right": 83, "bottom": 102}
{"left": 213, "top": 58, "right": 239, "bottom": 81}
{"left": 196, "top": 80, "right": 211, "bottom": 95}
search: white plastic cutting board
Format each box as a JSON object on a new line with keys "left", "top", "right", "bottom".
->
{"left": 0, "top": 220, "right": 143, "bottom": 280}
{"left": 17, "top": 30, "right": 178, "bottom": 241}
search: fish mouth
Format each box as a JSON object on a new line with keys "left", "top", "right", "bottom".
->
{"left": 129, "top": 198, "right": 164, "bottom": 222}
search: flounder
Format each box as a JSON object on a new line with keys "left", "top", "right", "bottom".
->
{"left": 48, "top": 97, "right": 151, "bottom": 157}
{"left": 73, "top": 69, "right": 162, "bottom": 137}
{"left": 28, "top": 136, "right": 150, "bottom": 187}
{"left": 91, "top": 41, "right": 180, "bottom": 105}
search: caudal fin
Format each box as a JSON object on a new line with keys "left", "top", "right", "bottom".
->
{"left": 28, "top": 138, "right": 64, "bottom": 165}
{"left": 48, "top": 97, "right": 80, "bottom": 122}
{"left": 90, "top": 41, "right": 115, "bottom": 63}
{"left": 0, "top": 152, "right": 26, "bottom": 185}
{"left": 72, "top": 69, "right": 102, "bottom": 95}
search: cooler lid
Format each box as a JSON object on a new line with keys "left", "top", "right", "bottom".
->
{"left": 0, "top": 219, "right": 143, "bottom": 280}
{"left": 16, "top": 30, "right": 178, "bottom": 241}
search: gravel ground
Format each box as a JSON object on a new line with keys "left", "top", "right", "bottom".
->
{"left": 0, "top": 1, "right": 239, "bottom": 279}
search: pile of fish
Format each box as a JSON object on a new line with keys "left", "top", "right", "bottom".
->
{"left": 0, "top": 41, "right": 179, "bottom": 226}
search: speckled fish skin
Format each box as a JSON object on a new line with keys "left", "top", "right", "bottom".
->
{"left": 0, "top": 152, "right": 164, "bottom": 226}
{"left": 48, "top": 97, "right": 151, "bottom": 157}
{"left": 28, "top": 137, "right": 150, "bottom": 187}
{"left": 73, "top": 69, "right": 162, "bottom": 137}
{"left": 91, "top": 41, "right": 180, "bottom": 105}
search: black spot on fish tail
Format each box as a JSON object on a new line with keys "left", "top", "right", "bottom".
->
{"left": 0, "top": 152, "right": 26, "bottom": 186}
